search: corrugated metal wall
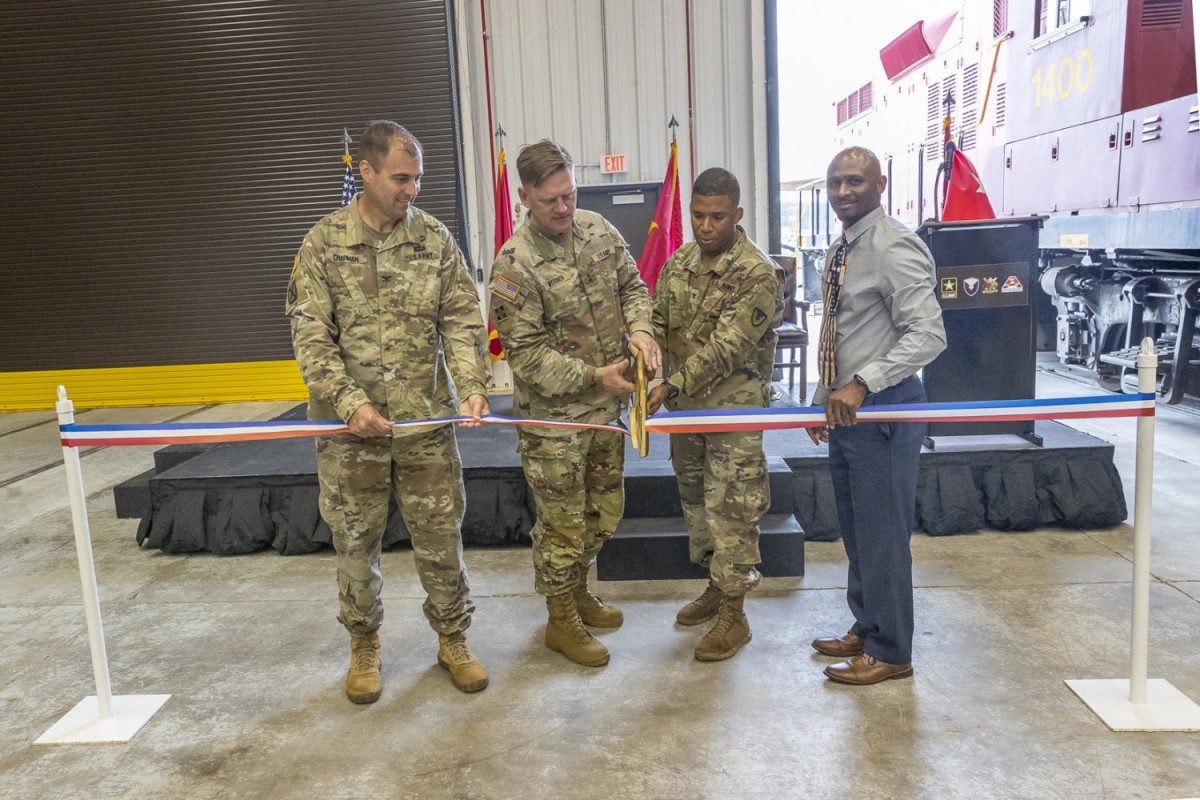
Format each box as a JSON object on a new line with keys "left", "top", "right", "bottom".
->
{"left": 458, "top": 0, "right": 767, "bottom": 277}
{"left": 0, "top": 0, "right": 464, "bottom": 408}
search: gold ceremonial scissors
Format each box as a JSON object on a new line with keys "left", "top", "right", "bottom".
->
{"left": 628, "top": 351, "right": 650, "bottom": 457}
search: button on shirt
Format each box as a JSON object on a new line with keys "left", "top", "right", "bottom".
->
{"left": 812, "top": 205, "right": 946, "bottom": 405}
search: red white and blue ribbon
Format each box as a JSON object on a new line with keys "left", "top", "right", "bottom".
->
{"left": 59, "top": 419, "right": 352, "bottom": 447}
{"left": 57, "top": 414, "right": 624, "bottom": 447}
{"left": 644, "top": 393, "right": 1156, "bottom": 435}
{"left": 59, "top": 393, "right": 1155, "bottom": 448}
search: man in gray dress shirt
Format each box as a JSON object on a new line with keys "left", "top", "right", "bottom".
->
{"left": 807, "top": 146, "right": 947, "bottom": 685}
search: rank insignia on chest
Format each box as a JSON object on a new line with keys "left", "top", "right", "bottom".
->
{"left": 493, "top": 276, "right": 521, "bottom": 301}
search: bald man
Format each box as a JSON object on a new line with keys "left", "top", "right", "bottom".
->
{"left": 806, "top": 147, "right": 946, "bottom": 686}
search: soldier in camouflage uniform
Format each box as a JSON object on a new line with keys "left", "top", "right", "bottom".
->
{"left": 287, "top": 121, "right": 492, "bottom": 702}
{"left": 647, "top": 168, "right": 785, "bottom": 661}
{"left": 489, "top": 139, "right": 660, "bottom": 667}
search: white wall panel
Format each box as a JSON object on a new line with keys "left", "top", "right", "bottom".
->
{"left": 545, "top": 1, "right": 585, "bottom": 148}
{"left": 458, "top": 0, "right": 766, "bottom": 281}
{"left": 630, "top": 0, "right": 668, "bottom": 174}
{"left": 691, "top": 0, "right": 756, "bottom": 199}
{"left": 572, "top": 2, "right": 609, "bottom": 173}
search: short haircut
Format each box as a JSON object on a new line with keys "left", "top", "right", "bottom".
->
{"left": 517, "top": 139, "right": 574, "bottom": 187}
{"left": 829, "top": 146, "right": 882, "bottom": 176}
{"left": 692, "top": 167, "right": 741, "bottom": 206}
{"left": 358, "top": 120, "right": 422, "bottom": 170}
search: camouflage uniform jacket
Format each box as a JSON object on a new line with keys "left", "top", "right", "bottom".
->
{"left": 287, "top": 198, "right": 488, "bottom": 434}
{"left": 490, "top": 209, "right": 652, "bottom": 433}
{"left": 651, "top": 227, "right": 785, "bottom": 411}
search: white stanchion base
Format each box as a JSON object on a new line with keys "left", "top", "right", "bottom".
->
{"left": 35, "top": 694, "right": 171, "bottom": 744}
{"left": 1066, "top": 679, "right": 1200, "bottom": 731}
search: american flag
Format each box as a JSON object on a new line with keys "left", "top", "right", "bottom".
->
{"left": 493, "top": 276, "right": 520, "bottom": 301}
{"left": 341, "top": 154, "right": 356, "bottom": 206}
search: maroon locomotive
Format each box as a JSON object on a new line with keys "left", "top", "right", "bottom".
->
{"left": 824, "top": 0, "right": 1199, "bottom": 401}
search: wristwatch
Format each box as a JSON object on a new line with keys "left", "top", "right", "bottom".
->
{"left": 665, "top": 382, "right": 680, "bottom": 400}
{"left": 852, "top": 374, "right": 869, "bottom": 390}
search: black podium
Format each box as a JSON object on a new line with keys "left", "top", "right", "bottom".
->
{"left": 917, "top": 216, "right": 1047, "bottom": 443}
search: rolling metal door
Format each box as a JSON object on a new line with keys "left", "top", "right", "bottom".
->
{"left": 0, "top": 0, "right": 465, "bottom": 408}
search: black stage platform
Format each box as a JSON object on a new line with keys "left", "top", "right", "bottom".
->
{"left": 117, "top": 394, "right": 1128, "bottom": 569}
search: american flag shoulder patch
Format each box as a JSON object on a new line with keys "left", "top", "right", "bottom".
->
{"left": 493, "top": 276, "right": 521, "bottom": 301}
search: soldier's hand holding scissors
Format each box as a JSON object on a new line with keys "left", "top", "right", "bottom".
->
{"left": 646, "top": 383, "right": 670, "bottom": 416}
{"left": 627, "top": 330, "right": 661, "bottom": 376}
{"left": 596, "top": 360, "right": 636, "bottom": 396}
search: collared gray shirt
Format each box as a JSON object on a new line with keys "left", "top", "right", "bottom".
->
{"left": 812, "top": 205, "right": 947, "bottom": 405}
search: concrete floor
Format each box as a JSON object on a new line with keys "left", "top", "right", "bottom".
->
{"left": 2, "top": 371, "right": 1199, "bottom": 800}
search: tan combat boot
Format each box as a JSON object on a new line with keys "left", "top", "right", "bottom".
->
{"left": 345, "top": 630, "right": 382, "bottom": 704}
{"left": 437, "top": 632, "right": 489, "bottom": 693}
{"left": 675, "top": 581, "right": 724, "bottom": 626}
{"left": 694, "top": 593, "right": 752, "bottom": 662}
{"left": 545, "top": 592, "right": 610, "bottom": 667}
{"left": 572, "top": 574, "right": 624, "bottom": 628}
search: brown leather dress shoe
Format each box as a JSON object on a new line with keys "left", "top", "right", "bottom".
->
{"left": 824, "top": 654, "right": 913, "bottom": 685}
{"left": 811, "top": 631, "right": 864, "bottom": 658}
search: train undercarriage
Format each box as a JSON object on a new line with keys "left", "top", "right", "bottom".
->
{"left": 1041, "top": 250, "right": 1200, "bottom": 403}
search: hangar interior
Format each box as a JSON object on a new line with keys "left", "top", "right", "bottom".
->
{"left": 2, "top": 0, "right": 1200, "bottom": 797}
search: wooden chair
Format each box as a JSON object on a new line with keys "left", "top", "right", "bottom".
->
{"left": 771, "top": 255, "right": 809, "bottom": 401}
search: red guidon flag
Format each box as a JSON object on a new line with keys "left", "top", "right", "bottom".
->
{"left": 637, "top": 139, "right": 683, "bottom": 292}
{"left": 488, "top": 148, "right": 515, "bottom": 361}
{"left": 941, "top": 148, "right": 996, "bottom": 222}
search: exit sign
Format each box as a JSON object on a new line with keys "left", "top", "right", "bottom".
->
{"left": 601, "top": 154, "right": 627, "bottom": 174}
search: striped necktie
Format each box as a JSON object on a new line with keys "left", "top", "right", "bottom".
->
{"left": 818, "top": 235, "right": 849, "bottom": 388}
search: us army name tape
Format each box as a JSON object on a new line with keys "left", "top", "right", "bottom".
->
{"left": 58, "top": 393, "right": 1154, "bottom": 448}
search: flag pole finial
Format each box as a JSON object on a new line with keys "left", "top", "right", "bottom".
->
{"left": 341, "top": 128, "right": 357, "bottom": 206}
{"left": 668, "top": 115, "right": 679, "bottom": 143}
{"left": 495, "top": 125, "right": 506, "bottom": 150}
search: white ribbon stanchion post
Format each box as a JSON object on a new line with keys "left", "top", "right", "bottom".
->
{"left": 35, "top": 387, "right": 170, "bottom": 745}
{"left": 1065, "top": 339, "right": 1200, "bottom": 731}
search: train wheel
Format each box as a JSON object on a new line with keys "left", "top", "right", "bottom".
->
{"left": 1089, "top": 319, "right": 1124, "bottom": 392}
{"left": 1093, "top": 363, "right": 1124, "bottom": 392}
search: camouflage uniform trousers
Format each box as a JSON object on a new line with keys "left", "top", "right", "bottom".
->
{"left": 670, "top": 430, "right": 769, "bottom": 596}
{"left": 315, "top": 423, "right": 475, "bottom": 636}
{"left": 519, "top": 427, "right": 625, "bottom": 596}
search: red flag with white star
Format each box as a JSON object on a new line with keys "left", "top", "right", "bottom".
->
{"left": 637, "top": 140, "right": 683, "bottom": 292}
{"left": 942, "top": 149, "right": 996, "bottom": 222}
